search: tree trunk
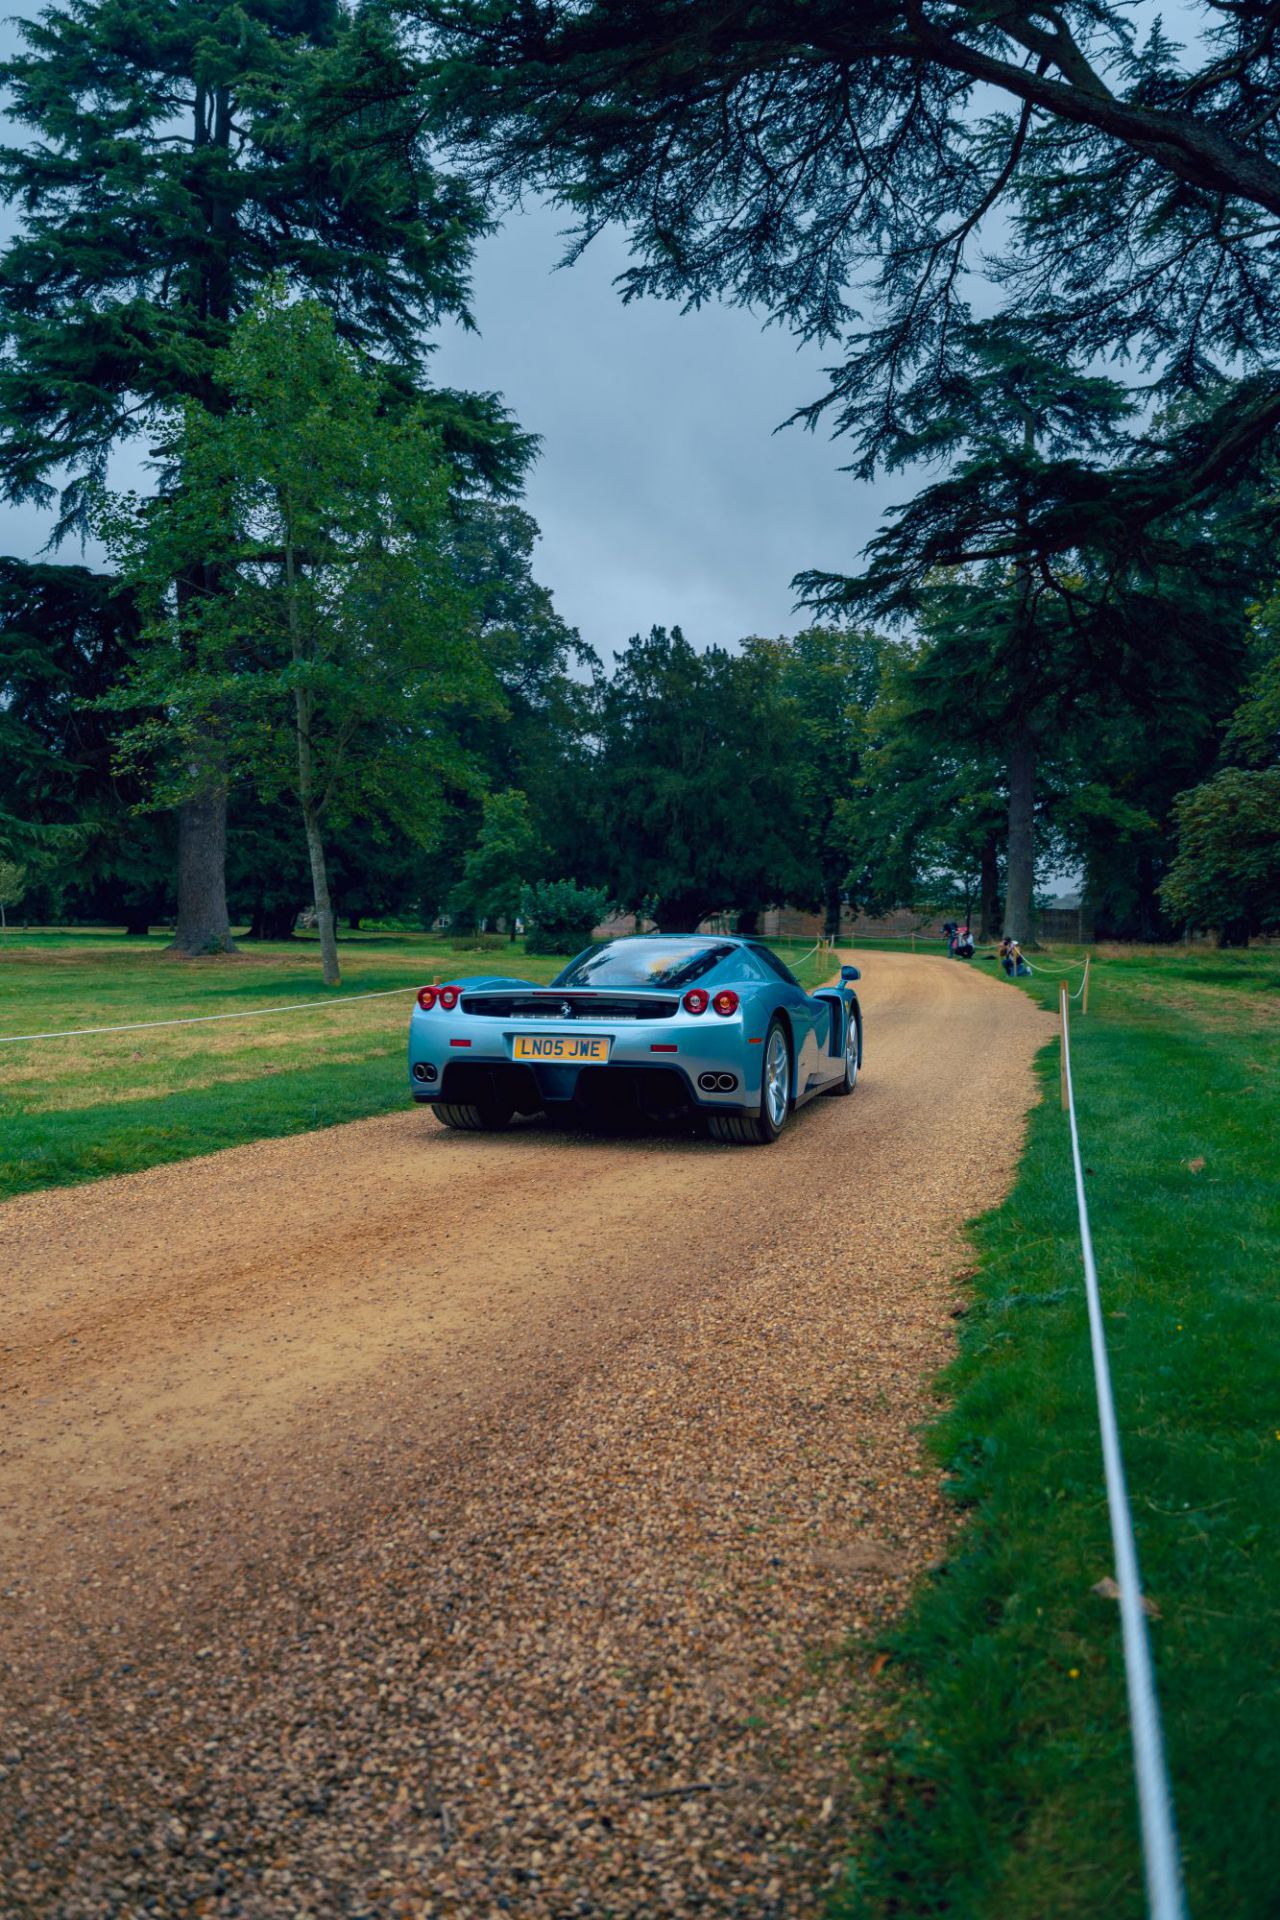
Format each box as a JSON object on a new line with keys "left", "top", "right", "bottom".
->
{"left": 347, "top": 911, "right": 363, "bottom": 931}
{"left": 979, "top": 831, "right": 1000, "bottom": 943}
{"left": 168, "top": 85, "right": 238, "bottom": 958}
{"left": 735, "top": 906, "right": 759, "bottom": 936}
{"left": 291, "top": 671, "right": 339, "bottom": 985}
{"left": 284, "top": 524, "right": 339, "bottom": 986}
{"left": 170, "top": 784, "right": 235, "bottom": 955}
{"left": 823, "top": 883, "right": 842, "bottom": 940}
{"left": 1003, "top": 415, "right": 1041, "bottom": 950}
{"left": 1003, "top": 727, "right": 1036, "bottom": 943}
{"left": 123, "top": 906, "right": 152, "bottom": 937}
{"left": 300, "top": 796, "right": 340, "bottom": 984}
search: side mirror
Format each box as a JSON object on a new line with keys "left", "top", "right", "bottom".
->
{"left": 840, "top": 964, "right": 861, "bottom": 982}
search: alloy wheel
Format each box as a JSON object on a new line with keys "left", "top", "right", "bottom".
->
{"left": 764, "top": 1026, "right": 789, "bottom": 1129}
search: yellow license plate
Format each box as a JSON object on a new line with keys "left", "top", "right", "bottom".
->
{"left": 512, "top": 1033, "right": 611, "bottom": 1063}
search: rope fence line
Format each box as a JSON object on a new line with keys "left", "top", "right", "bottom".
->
{"left": 1058, "top": 981, "right": 1186, "bottom": 1920}
{"left": 0, "top": 985, "right": 419, "bottom": 1047}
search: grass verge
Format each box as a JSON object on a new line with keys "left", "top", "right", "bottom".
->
{"left": 837, "top": 943, "right": 1279, "bottom": 1920}
{"left": 0, "top": 927, "right": 834, "bottom": 1201}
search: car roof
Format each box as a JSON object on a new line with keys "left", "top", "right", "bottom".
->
{"left": 605, "top": 933, "right": 751, "bottom": 945}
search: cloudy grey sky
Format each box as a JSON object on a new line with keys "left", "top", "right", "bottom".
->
{"left": 430, "top": 207, "right": 884, "bottom": 660}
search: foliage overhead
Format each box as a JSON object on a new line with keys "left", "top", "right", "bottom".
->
{"left": 419, "top": 1, "right": 1280, "bottom": 555}
{"left": 0, "top": 0, "right": 534, "bottom": 536}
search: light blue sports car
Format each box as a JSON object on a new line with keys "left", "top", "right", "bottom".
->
{"left": 408, "top": 934, "right": 862, "bottom": 1145}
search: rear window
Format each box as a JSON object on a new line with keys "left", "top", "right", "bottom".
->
{"left": 751, "top": 944, "right": 802, "bottom": 988}
{"left": 555, "top": 940, "right": 736, "bottom": 989}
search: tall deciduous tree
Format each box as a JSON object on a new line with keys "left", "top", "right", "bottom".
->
{"left": 809, "top": 337, "right": 1264, "bottom": 939}
{"left": 100, "top": 290, "right": 495, "bottom": 985}
{"left": 762, "top": 626, "right": 884, "bottom": 936}
{"left": 443, "top": 497, "right": 597, "bottom": 889}
{"left": 1227, "top": 569, "right": 1280, "bottom": 770}
{"left": 592, "top": 626, "right": 811, "bottom": 931}
{"left": 450, "top": 788, "right": 543, "bottom": 935}
{"left": 0, "top": 0, "right": 529, "bottom": 952}
{"left": 843, "top": 650, "right": 1010, "bottom": 939}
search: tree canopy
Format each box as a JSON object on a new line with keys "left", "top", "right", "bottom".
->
{"left": 587, "top": 626, "right": 814, "bottom": 932}
{"left": 100, "top": 288, "right": 492, "bottom": 982}
{"left": 0, "top": 0, "right": 536, "bottom": 954}
{"left": 420, "top": 1, "right": 1280, "bottom": 554}
{"left": 0, "top": 0, "right": 534, "bottom": 532}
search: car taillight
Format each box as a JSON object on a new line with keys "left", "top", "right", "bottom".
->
{"left": 712, "top": 989, "right": 740, "bottom": 1017}
{"left": 683, "top": 988, "right": 709, "bottom": 1015}
{"left": 416, "top": 986, "right": 437, "bottom": 1012}
{"left": 438, "top": 985, "right": 461, "bottom": 1011}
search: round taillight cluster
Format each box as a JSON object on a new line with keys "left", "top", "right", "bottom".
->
{"left": 712, "top": 989, "right": 740, "bottom": 1017}
{"left": 682, "top": 988, "right": 710, "bottom": 1015}
{"left": 417, "top": 984, "right": 462, "bottom": 1012}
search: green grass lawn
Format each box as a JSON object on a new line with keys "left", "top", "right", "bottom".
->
{"left": 0, "top": 926, "right": 835, "bottom": 1201}
{"left": 838, "top": 943, "right": 1280, "bottom": 1920}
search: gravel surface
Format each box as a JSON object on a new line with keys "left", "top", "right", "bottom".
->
{"left": 1, "top": 953, "right": 1050, "bottom": 1917}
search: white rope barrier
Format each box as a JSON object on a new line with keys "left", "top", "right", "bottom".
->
{"left": 0, "top": 985, "right": 418, "bottom": 1046}
{"left": 1059, "top": 984, "right": 1187, "bottom": 1920}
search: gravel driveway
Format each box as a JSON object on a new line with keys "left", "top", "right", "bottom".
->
{"left": 1, "top": 952, "right": 1050, "bottom": 1917}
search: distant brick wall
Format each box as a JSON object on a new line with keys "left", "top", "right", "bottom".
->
{"left": 842, "top": 908, "right": 951, "bottom": 939}
{"left": 591, "top": 904, "right": 1020, "bottom": 943}
{"left": 1038, "top": 905, "right": 1095, "bottom": 943}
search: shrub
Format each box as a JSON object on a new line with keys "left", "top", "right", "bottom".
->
{"left": 520, "top": 879, "right": 609, "bottom": 955}
{"left": 1161, "top": 767, "right": 1280, "bottom": 945}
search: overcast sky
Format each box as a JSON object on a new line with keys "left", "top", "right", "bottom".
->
{"left": 429, "top": 207, "right": 885, "bottom": 661}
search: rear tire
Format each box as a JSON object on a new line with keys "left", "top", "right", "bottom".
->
{"left": 707, "top": 1017, "right": 790, "bottom": 1145}
{"left": 433, "top": 1101, "right": 513, "bottom": 1133}
{"left": 829, "top": 1006, "right": 860, "bottom": 1096}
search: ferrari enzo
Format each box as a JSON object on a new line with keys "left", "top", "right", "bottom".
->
{"left": 408, "top": 934, "right": 862, "bottom": 1145}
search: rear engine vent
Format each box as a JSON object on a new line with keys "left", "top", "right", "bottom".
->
{"left": 459, "top": 992, "right": 680, "bottom": 1021}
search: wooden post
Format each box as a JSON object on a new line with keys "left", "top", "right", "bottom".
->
{"left": 1082, "top": 954, "right": 1091, "bottom": 1015}
{"left": 1060, "top": 981, "right": 1069, "bottom": 1110}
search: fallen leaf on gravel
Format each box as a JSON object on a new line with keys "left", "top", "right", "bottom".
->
{"left": 812, "top": 1541, "right": 900, "bottom": 1576}
{"left": 1092, "top": 1575, "right": 1161, "bottom": 1618}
